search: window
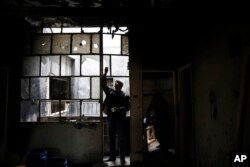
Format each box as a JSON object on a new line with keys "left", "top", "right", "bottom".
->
{"left": 21, "top": 17, "right": 129, "bottom": 122}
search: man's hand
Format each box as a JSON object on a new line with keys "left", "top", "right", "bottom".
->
{"left": 104, "top": 67, "right": 108, "bottom": 76}
{"left": 111, "top": 107, "right": 118, "bottom": 112}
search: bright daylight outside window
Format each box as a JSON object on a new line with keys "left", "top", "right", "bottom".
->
{"left": 20, "top": 17, "right": 129, "bottom": 122}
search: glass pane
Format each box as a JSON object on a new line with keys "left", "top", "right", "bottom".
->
{"left": 21, "top": 78, "right": 29, "bottom": 99}
{"left": 61, "top": 55, "right": 80, "bottom": 76}
{"left": 113, "top": 77, "right": 130, "bottom": 96}
{"left": 50, "top": 78, "right": 69, "bottom": 99}
{"left": 20, "top": 101, "right": 39, "bottom": 122}
{"left": 43, "top": 17, "right": 62, "bottom": 33}
{"left": 43, "top": 28, "right": 61, "bottom": 34}
{"left": 22, "top": 56, "right": 40, "bottom": 76}
{"left": 81, "top": 55, "right": 100, "bottom": 76}
{"left": 81, "top": 101, "right": 100, "bottom": 117}
{"left": 40, "top": 101, "right": 52, "bottom": 117}
{"left": 30, "top": 77, "right": 49, "bottom": 99}
{"left": 62, "top": 101, "right": 80, "bottom": 117}
{"left": 71, "top": 77, "right": 90, "bottom": 99}
{"left": 52, "top": 34, "right": 71, "bottom": 54}
{"left": 82, "top": 27, "right": 100, "bottom": 33}
{"left": 63, "top": 28, "right": 81, "bottom": 33}
{"left": 40, "top": 100, "right": 60, "bottom": 117}
{"left": 72, "top": 34, "right": 90, "bottom": 54}
{"left": 92, "top": 77, "right": 100, "bottom": 99}
{"left": 103, "top": 55, "right": 110, "bottom": 76}
{"left": 32, "top": 35, "right": 51, "bottom": 54}
{"left": 92, "top": 34, "right": 100, "bottom": 54}
{"left": 41, "top": 56, "right": 60, "bottom": 76}
{"left": 103, "top": 34, "right": 121, "bottom": 54}
{"left": 111, "top": 56, "right": 129, "bottom": 76}
{"left": 103, "top": 27, "right": 111, "bottom": 33}
{"left": 122, "top": 35, "right": 129, "bottom": 55}
{"left": 41, "top": 100, "right": 79, "bottom": 118}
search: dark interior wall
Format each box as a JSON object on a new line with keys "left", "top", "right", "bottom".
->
{"left": 0, "top": 17, "right": 28, "bottom": 165}
{"left": 192, "top": 20, "right": 250, "bottom": 167}
{"left": 132, "top": 10, "right": 194, "bottom": 70}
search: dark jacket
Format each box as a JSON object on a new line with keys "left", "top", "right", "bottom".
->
{"left": 103, "top": 76, "right": 130, "bottom": 119}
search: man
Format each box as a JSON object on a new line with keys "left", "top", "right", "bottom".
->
{"left": 103, "top": 67, "right": 130, "bottom": 165}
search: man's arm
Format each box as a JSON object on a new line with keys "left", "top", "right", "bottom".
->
{"left": 102, "top": 67, "right": 110, "bottom": 95}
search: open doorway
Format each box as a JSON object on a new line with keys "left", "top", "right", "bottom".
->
{"left": 142, "top": 71, "right": 175, "bottom": 155}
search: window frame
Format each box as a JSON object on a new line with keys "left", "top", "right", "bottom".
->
{"left": 20, "top": 17, "right": 130, "bottom": 123}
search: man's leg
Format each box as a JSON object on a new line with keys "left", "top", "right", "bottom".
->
{"left": 117, "top": 120, "right": 126, "bottom": 164}
{"left": 108, "top": 118, "right": 116, "bottom": 160}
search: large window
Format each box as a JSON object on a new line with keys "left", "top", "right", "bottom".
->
{"left": 20, "top": 17, "right": 129, "bottom": 122}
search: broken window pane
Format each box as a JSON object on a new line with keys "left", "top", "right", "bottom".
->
{"left": 61, "top": 100, "right": 80, "bottom": 117}
{"left": 61, "top": 55, "right": 80, "bottom": 76}
{"left": 52, "top": 34, "right": 71, "bottom": 54}
{"left": 92, "top": 34, "right": 100, "bottom": 54}
{"left": 81, "top": 55, "right": 100, "bottom": 76}
{"left": 40, "top": 100, "right": 62, "bottom": 119}
{"left": 92, "top": 77, "right": 100, "bottom": 99}
{"left": 72, "top": 34, "right": 90, "bottom": 53}
{"left": 20, "top": 101, "right": 39, "bottom": 122}
{"left": 40, "top": 101, "right": 65, "bottom": 117}
{"left": 41, "top": 100, "right": 79, "bottom": 117}
{"left": 32, "top": 35, "right": 51, "bottom": 54}
{"left": 111, "top": 56, "right": 129, "bottom": 76}
{"left": 30, "top": 77, "right": 49, "bottom": 99}
{"left": 50, "top": 78, "right": 69, "bottom": 100}
{"left": 22, "top": 56, "right": 40, "bottom": 76}
{"left": 40, "top": 101, "right": 53, "bottom": 117}
{"left": 21, "top": 78, "right": 29, "bottom": 99}
{"left": 41, "top": 56, "right": 60, "bottom": 76}
{"left": 71, "top": 77, "right": 90, "bottom": 99}
{"left": 103, "top": 34, "right": 121, "bottom": 54}
{"left": 82, "top": 101, "right": 100, "bottom": 117}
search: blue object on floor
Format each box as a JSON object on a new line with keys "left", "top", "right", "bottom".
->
{"left": 25, "top": 148, "right": 48, "bottom": 167}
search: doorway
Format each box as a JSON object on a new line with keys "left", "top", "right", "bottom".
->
{"left": 142, "top": 71, "right": 175, "bottom": 154}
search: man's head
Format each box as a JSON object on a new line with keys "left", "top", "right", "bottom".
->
{"left": 114, "top": 80, "right": 123, "bottom": 91}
